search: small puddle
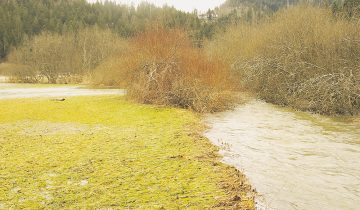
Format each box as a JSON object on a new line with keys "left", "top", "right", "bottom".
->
{"left": 205, "top": 99, "right": 360, "bottom": 210}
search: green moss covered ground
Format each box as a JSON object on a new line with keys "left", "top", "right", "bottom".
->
{"left": 0, "top": 96, "right": 253, "bottom": 209}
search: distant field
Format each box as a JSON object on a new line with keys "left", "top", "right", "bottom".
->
{"left": 0, "top": 95, "right": 254, "bottom": 209}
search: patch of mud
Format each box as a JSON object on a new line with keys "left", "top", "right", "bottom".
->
{"left": 80, "top": 180, "right": 88, "bottom": 186}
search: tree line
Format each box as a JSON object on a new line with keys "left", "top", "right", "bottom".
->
{"left": 0, "top": 0, "right": 240, "bottom": 60}
{"left": 2, "top": 0, "right": 359, "bottom": 114}
{"left": 216, "top": 0, "right": 360, "bottom": 21}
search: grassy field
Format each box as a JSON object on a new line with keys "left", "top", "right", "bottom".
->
{"left": 0, "top": 95, "right": 254, "bottom": 209}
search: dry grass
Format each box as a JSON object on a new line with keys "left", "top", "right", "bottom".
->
{"left": 208, "top": 5, "right": 360, "bottom": 115}
{"left": 94, "top": 28, "right": 237, "bottom": 112}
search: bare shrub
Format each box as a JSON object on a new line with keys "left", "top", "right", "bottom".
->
{"left": 209, "top": 5, "right": 360, "bottom": 115}
{"left": 7, "top": 27, "right": 127, "bottom": 83}
{"left": 0, "top": 63, "right": 31, "bottom": 82}
{"left": 92, "top": 55, "right": 129, "bottom": 87}
{"left": 94, "top": 28, "right": 236, "bottom": 112}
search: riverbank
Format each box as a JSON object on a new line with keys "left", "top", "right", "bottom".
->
{"left": 0, "top": 95, "right": 254, "bottom": 209}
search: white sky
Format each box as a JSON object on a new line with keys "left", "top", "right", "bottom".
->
{"left": 87, "top": 0, "right": 226, "bottom": 13}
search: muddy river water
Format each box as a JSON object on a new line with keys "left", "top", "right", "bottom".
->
{"left": 205, "top": 100, "right": 360, "bottom": 210}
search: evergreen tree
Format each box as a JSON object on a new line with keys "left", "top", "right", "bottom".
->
{"left": 0, "top": 0, "right": 217, "bottom": 59}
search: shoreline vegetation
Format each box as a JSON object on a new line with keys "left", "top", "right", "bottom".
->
{"left": 0, "top": 95, "right": 254, "bottom": 209}
{"left": 208, "top": 5, "right": 360, "bottom": 115}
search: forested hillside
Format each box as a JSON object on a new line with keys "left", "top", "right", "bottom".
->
{"left": 220, "top": 0, "right": 298, "bottom": 11}
{"left": 216, "top": 0, "right": 299, "bottom": 19}
{"left": 215, "top": 0, "right": 347, "bottom": 20}
{"left": 0, "top": 0, "right": 225, "bottom": 60}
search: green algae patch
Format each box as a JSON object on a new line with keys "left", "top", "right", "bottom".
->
{"left": 0, "top": 96, "right": 254, "bottom": 209}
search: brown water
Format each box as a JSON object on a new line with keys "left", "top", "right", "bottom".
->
{"left": 204, "top": 100, "right": 360, "bottom": 210}
{"left": 0, "top": 84, "right": 125, "bottom": 99}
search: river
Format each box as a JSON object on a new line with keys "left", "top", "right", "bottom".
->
{"left": 204, "top": 99, "right": 360, "bottom": 210}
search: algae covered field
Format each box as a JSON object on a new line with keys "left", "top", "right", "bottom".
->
{"left": 0, "top": 95, "right": 253, "bottom": 209}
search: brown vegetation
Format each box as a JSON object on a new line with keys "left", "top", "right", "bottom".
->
{"left": 6, "top": 5, "right": 360, "bottom": 116}
{"left": 208, "top": 5, "right": 360, "bottom": 115}
{"left": 94, "top": 28, "right": 236, "bottom": 112}
{"left": 7, "top": 27, "right": 127, "bottom": 84}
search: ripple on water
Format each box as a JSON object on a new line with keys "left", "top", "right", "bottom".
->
{"left": 205, "top": 100, "right": 360, "bottom": 210}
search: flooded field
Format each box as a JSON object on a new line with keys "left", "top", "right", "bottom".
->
{"left": 205, "top": 100, "right": 360, "bottom": 210}
{"left": 2, "top": 79, "right": 359, "bottom": 209}
{"left": 0, "top": 83, "right": 125, "bottom": 99}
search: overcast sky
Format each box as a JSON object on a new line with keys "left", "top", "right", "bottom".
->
{"left": 87, "top": 0, "right": 226, "bottom": 13}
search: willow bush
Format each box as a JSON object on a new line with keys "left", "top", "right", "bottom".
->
{"left": 7, "top": 27, "right": 127, "bottom": 83}
{"left": 94, "top": 28, "right": 236, "bottom": 112}
{"left": 208, "top": 5, "right": 360, "bottom": 115}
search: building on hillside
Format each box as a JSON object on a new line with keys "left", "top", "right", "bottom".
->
{"left": 198, "top": 10, "right": 218, "bottom": 21}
